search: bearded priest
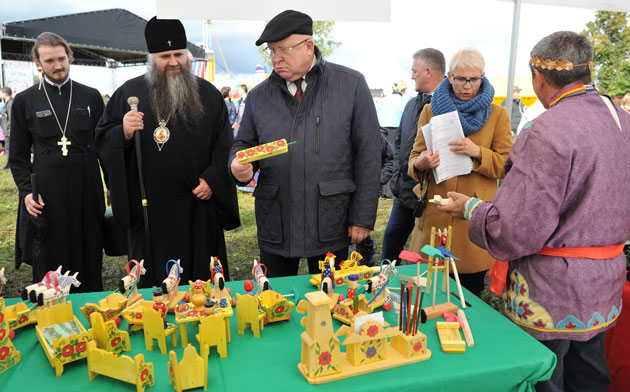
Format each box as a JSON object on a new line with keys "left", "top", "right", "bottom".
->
{"left": 96, "top": 17, "right": 240, "bottom": 287}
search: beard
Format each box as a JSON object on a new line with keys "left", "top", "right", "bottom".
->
{"left": 145, "top": 56, "right": 203, "bottom": 128}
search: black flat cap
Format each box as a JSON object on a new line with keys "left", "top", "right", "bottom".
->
{"left": 255, "top": 10, "right": 313, "bottom": 46}
{"left": 145, "top": 16, "right": 187, "bottom": 53}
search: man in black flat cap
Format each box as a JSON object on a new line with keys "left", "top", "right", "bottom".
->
{"left": 96, "top": 17, "right": 240, "bottom": 287}
{"left": 230, "top": 10, "right": 381, "bottom": 277}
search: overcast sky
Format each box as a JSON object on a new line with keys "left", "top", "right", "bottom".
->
{"left": 0, "top": 0, "right": 598, "bottom": 94}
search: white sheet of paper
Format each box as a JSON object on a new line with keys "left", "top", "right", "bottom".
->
{"left": 354, "top": 312, "right": 384, "bottom": 334}
{"left": 421, "top": 122, "right": 432, "bottom": 151}
{"left": 429, "top": 110, "right": 473, "bottom": 184}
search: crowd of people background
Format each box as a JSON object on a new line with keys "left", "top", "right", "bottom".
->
{"left": 0, "top": 9, "right": 629, "bottom": 392}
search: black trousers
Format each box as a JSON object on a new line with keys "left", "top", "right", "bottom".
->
{"left": 535, "top": 332, "right": 610, "bottom": 392}
{"left": 259, "top": 247, "right": 349, "bottom": 278}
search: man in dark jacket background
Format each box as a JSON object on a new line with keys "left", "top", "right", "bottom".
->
{"left": 381, "top": 48, "right": 445, "bottom": 262}
{"left": 230, "top": 10, "right": 381, "bottom": 277}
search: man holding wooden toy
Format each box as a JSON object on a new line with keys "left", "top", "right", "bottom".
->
{"left": 229, "top": 10, "right": 381, "bottom": 277}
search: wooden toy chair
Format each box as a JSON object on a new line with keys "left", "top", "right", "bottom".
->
{"left": 236, "top": 293, "right": 265, "bottom": 338}
{"left": 89, "top": 312, "right": 131, "bottom": 354}
{"left": 196, "top": 315, "right": 227, "bottom": 358}
{"left": 143, "top": 305, "right": 178, "bottom": 354}
{"left": 168, "top": 344, "right": 209, "bottom": 392}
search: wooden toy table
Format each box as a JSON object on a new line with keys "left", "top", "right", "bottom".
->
{"left": 174, "top": 303, "right": 233, "bottom": 347}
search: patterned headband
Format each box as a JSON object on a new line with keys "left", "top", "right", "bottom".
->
{"left": 530, "top": 55, "right": 593, "bottom": 72}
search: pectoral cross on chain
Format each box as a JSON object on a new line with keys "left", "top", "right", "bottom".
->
{"left": 167, "top": 40, "right": 172, "bottom": 47}
{"left": 58, "top": 136, "right": 71, "bottom": 156}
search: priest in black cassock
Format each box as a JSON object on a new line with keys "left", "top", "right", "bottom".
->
{"left": 95, "top": 17, "right": 240, "bottom": 288}
{"left": 9, "top": 32, "right": 105, "bottom": 292}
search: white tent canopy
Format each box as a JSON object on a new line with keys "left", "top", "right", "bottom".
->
{"left": 351, "top": 54, "right": 411, "bottom": 92}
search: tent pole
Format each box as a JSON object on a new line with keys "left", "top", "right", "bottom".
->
{"left": 506, "top": 0, "right": 522, "bottom": 125}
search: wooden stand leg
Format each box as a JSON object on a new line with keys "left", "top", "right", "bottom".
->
{"left": 450, "top": 259, "right": 466, "bottom": 309}
{"left": 432, "top": 263, "right": 438, "bottom": 308}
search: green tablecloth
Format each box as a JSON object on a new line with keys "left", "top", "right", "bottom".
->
{"left": 1, "top": 265, "right": 555, "bottom": 392}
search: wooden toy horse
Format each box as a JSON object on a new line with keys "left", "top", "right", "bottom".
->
{"left": 119, "top": 259, "right": 145, "bottom": 303}
{"left": 37, "top": 272, "right": 81, "bottom": 306}
{"left": 161, "top": 259, "right": 185, "bottom": 310}
{"left": 23, "top": 266, "right": 68, "bottom": 303}
{"left": 252, "top": 259, "right": 270, "bottom": 293}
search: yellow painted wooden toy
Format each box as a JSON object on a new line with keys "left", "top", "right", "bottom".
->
{"left": 175, "top": 301, "right": 233, "bottom": 348}
{"left": 167, "top": 344, "right": 209, "bottom": 392}
{"left": 88, "top": 312, "right": 130, "bottom": 355}
{"left": 297, "top": 291, "right": 342, "bottom": 380}
{"left": 122, "top": 299, "right": 164, "bottom": 331}
{"left": 298, "top": 293, "right": 432, "bottom": 385}
{"left": 236, "top": 138, "right": 292, "bottom": 163}
{"left": 309, "top": 251, "right": 374, "bottom": 288}
{"left": 120, "top": 259, "right": 146, "bottom": 305}
{"left": 80, "top": 292, "right": 128, "bottom": 326}
{"left": 0, "top": 297, "right": 21, "bottom": 374}
{"left": 5, "top": 300, "right": 36, "bottom": 331}
{"left": 436, "top": 321, "right": 466, "bottom": 353}
{"left": 161, "top": 259, "right": 186, "bottom": 312}
{"left": 196, "top": 313, "right": 228, "bottom": 358}
{"left": 87, "top": 340, "right": 155, "bottom": 392}
{"left": 210, "top": 257, "right": 236, "bottom": 307}
{"left": 143, "top": 303, "right": 178, "bottom": 354}
{"left": 235, "top": 292, "right": 265, "bottom": 338}
{"left": 259, "top": 289, "right": 294, "bottom": 323}
{"left": 35, "top": 301, "right": 92, "bottom": 377}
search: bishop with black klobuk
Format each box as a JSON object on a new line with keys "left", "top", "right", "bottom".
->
{"left": 9, "top": 32, "right": 106, "bottom": 291}
{"left": 96, "top": 17, "right": 240, "bottom": 287}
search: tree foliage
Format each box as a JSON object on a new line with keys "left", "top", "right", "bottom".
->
{"left": 583, "top": 11, "right": 630, "bottom": 96}
{"left": 257, "top": 21, "right": 341, "bottom": 71}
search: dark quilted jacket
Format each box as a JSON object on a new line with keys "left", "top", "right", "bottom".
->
{"left": 390, "top": 94, "right": 428, "bottom": 209}
{"left": 229, "top": 47, "right": 381, "bottom": 257}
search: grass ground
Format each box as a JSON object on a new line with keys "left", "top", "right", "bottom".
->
{"left": 0, "top": 152, "right": 395, "bottom": 298}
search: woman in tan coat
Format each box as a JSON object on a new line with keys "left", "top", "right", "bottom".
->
{"left": 407, "top": 49, "right": 513, "bottom": 296}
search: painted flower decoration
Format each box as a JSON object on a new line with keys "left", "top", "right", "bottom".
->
{"left": 367, "top": 325, "right": 379, "bottom": 337}
{"left": 256, "top": 145, "right": 265, "bottom": 152}
{"left": 0, "top": 329, "right": 5, "bottom": 341}
{"left": 366, "top": 346, "right": 377, "bottom": 359}
{"left": 266, "top": 146, "right": 274, "bottom": 152}
{"left": 111, "top": 337, "right": 121, "bottom": 347}
{"left": 336, "top": 277, "right": 344, "bottom": 286}
{"left": 62, "top": 344, "right": 74, "bottom": 357}
{"left": 364, "top": 272, "right": 371, "bottom": 280}
{"left": 141, "top": 369, "right": 149, "bottom": 382}
{"left": 275, "top": 305, "right": 285, "bottom": 314}
{"left": 318, "top": 351, "right": 332, "bottom": 366}
{"left": 0, "top": 346, "right": 9, "bottom": 360}
{"left": 413, "top": 341, "right": 423, "bottom": 352}
{"left": 18, "top": 314, "right": 28, "bottom": 324}
{"left": 276, "top": 140, "right": 285, "bottom": 147}
{"left": 135, "top": 312, "right": 142, "bottom": 319}
{"left": 237, "top": 152, "right": 245, "bottom": 160}
{"left": 76, "top": 342, "right": 87, "bottom": 353}
{"left": 0, "top": 313, "right": 3, "bottom": 324}
{"left": 247, "top": 149, "right": 255, "bottom": 156}
{"left": 339, "top": 308, "right": 346, "bottom": 316}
